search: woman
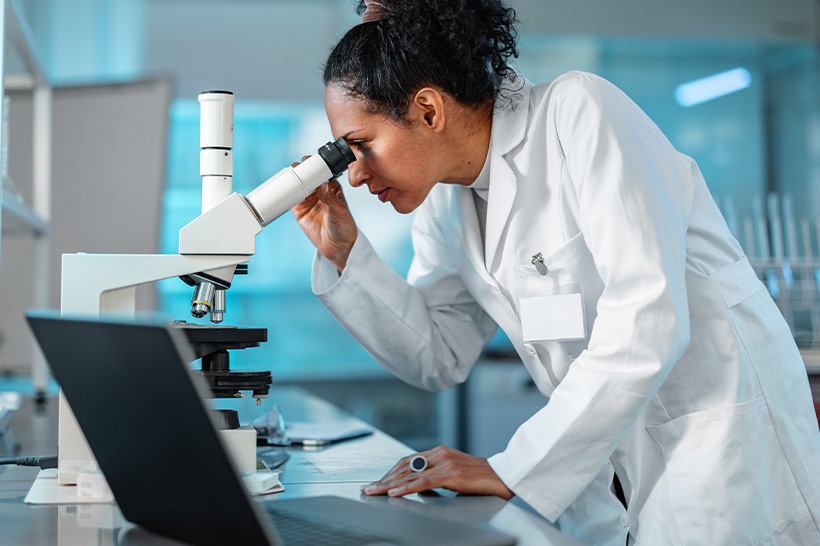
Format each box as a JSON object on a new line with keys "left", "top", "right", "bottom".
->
{"left": 292, "top": 1, "right": 820, "bottom": 544}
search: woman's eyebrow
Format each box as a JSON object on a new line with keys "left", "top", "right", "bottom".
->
{"left": 340, "top": 128, "right": 365, "bottom": 139}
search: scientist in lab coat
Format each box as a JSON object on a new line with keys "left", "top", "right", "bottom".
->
{"left": 292, "top": 0, "right": 820, "bottom": 544}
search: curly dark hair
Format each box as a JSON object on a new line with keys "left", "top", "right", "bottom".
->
{"left": 323, "top": 0, "right": 519, "bottom": 122}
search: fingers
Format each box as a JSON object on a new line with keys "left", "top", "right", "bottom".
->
{"left": 360, "top": 457, "right": 416, "bottom": 494}
{"left": 316, "top": 179, "right": 349, "bottom": 209}
{"left": 287, "top": 154, "right": 357, "bottom": 271}
{"left": 291, "top": 154, "right": 347, "bottom": 207}
{"left": 361, "top": 448, "right": 441, "bottom": 496}
{"left": 291, "top": 180, "right": 341, "bottom": 221}
{"left": 376, "top": 461, "right": 449, "bottom": 497}
{"left": 361, "top": 447, "right": 515, "bottom": 500}
{"left": 289, "top": 188, "right": 324, "bottom": 222}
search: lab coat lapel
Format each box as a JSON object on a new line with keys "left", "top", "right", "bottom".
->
{"left": 484, "top": 75, "right": 531, "bottom": 270}
{"left": 454, "top": 74, "right": 531, "bottom": 278}
{"left": 484, "top": 155, "right": 517, "bottom": 269}
{"left": 452, "top": 154, "right": 519, "bottom": 281}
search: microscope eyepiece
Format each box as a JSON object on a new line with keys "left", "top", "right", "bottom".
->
{"left": 317, "top": 137, "right": 356, "bottom": 179}
{"left": 245, "top": 137, "right": 357, "bottom": 227}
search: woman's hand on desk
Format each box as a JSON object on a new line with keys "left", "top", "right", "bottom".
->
{"left": 291, "top": 168, "right": 358, "bottom": 272}
{"left": 361, "top": 446, "right": 514, "bottom": 500}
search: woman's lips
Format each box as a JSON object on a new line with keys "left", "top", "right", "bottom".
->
{"left": 372, "top": 188, "right": 389, "bottom": 202}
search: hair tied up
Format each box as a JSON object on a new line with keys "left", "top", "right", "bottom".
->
{"left": 362, "top": 0, "right": 387, "bottom": 23}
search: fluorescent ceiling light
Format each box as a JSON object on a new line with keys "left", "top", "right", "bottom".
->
{"left": 675, "top": 68, "right": 752, "bottom": 107}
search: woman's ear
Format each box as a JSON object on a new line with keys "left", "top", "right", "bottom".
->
{"left": 412, "top": 88, "right": 446, "bottom": 132}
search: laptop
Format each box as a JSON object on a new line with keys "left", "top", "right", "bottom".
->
{"left": 26, "top": 312, "right": 516, "bottom": 546}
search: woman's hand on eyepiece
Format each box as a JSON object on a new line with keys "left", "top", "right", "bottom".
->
{"left": 291, "top": 160, "right": 358, "bottom": 272}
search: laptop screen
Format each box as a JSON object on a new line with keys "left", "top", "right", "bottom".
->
{"left": 26, "top": 312, "right": 277, "bottom": 546}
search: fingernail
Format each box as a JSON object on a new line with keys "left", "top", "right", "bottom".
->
{"left": 387, "top": 487, "right": 403, "bottom": 497}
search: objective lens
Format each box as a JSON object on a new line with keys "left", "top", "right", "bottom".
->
{"left": 191, "top": 282, "right": 216, "bottom": 318}
{"left": 210, "top": 288, "right": 226, "bottom": 324}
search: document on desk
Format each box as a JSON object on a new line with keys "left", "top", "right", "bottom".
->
{"left": 286, "top": 422, "right": 373, "bottom": 446}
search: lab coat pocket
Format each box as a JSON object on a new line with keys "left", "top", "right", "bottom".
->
{"left": 646, "top": 397, "right": 808, "bottom": 546}
{"left": 514, "top": 232, "right": 597, "bottom": 339}
{"left": 515, "top": 232, "right": 590, "bottom": 291}
{"left": 542, "top": 231, "right": 588, "bottom": 270}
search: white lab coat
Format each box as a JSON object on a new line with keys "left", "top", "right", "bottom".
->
{"left": 312, "top": 71, "right": 820, "bottom": 545}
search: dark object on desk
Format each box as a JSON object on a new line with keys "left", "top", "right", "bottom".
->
{"left": 26, "top": 312, "right": 516, "bottom": 546}
{"left": 288, "top": 422, "right": 374, "bottom": 446}
{"left": 212, "top": 409, "right": 240, "bottom": 429}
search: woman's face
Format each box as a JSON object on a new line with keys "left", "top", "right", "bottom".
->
{"left": 324, "top": 84, "right": 442, "bottom": 214}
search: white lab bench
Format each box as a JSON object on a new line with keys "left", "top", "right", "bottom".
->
{"left": 0, "top": 386, "right": 582, "bottom": 546}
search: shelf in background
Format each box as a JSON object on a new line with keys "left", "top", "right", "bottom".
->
{"left": 1, "top": 187, "right": 48, "bottom": 235}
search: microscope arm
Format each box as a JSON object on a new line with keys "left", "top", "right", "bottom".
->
{"left": 60, "top": 253, "right": 248, "bottom": 315}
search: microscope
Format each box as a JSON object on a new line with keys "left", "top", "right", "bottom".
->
{"left": 56, "top": 91, "right": 355, "bottom": 485}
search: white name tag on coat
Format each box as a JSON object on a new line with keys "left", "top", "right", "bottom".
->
{"left": 520, "top": 293, "right": 585, "bottom": 342}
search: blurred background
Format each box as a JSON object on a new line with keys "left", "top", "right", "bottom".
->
{"left": 2, "top": 0, "right": 820, "bottom": 452}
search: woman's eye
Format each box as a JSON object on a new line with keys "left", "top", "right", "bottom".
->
{"left": 351, "top": 141, "right": 366, "bottom": 150}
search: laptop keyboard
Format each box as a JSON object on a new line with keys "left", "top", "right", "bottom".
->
{"left": 265, "top": 504, "right": 395, "bottom": 545}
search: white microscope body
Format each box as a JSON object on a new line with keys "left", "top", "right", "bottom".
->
{"left": 57, "top": 91, "right": 355, "bottom": 485}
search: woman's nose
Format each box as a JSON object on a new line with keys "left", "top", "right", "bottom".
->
{"left": 346, "top": 160, "right": 368, "bottom": 187}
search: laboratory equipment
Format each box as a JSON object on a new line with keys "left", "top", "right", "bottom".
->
{"left": 55, "top": 90, "right": 355, "bottom": 485}
{"left": 180, "top": 91, "right": 353, "bottom": 323}
{"left": 741, "top": 192, "right": 820, "bottom": 351}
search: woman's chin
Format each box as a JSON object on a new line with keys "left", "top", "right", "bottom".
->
{"left": 390, "top": 200, "right": 418, "bottom": 214}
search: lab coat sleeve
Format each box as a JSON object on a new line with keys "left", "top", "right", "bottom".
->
{"left": 311, "top": 221, "right": 497, "bottom": 391}
{"left": 489, "top": 72, "right": 694, "bottom": 520}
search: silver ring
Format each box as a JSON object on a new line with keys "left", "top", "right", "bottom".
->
{"left": 409, "top": 455, "right": 427, "bottom": 472}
